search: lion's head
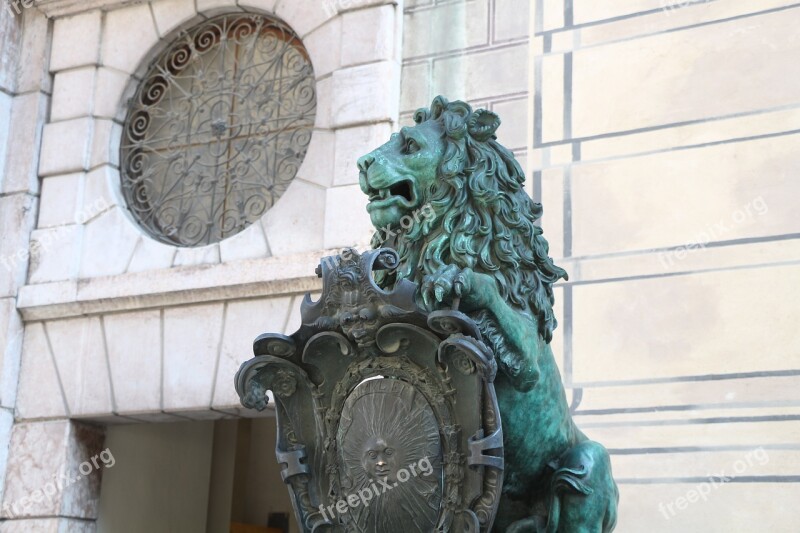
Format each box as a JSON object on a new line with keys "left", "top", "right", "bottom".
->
{"left": 357, "top": 96, "right": 567, "bottom": 345}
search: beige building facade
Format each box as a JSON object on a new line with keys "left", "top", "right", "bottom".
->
{"left": 0, "top": 0, "right": 797, "bottom": 531}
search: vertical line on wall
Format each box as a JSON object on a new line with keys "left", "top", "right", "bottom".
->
{"left": 281, "top": 296, "right": 297, "bottom": 335}
{"left": 99, "top": 315, "right": 118, "bottom": 414}
{"left": 562, "top": 32, "right": 576, "bottom": 387}
{"left": 209, "top": 302, "right": 228, "bottom": 409}
{"left": 564, "top": 0, "right": 574, "bottom": 28}
{"left": 563, "top": 51, "right": 573, "bottom": 141}
{"left": 258, "top": 220, "right": 272, "bottom": 257}
{"left": 488, "top": 0, "right": 496, "bottom": 43}
{"left": 563, "top": 172, "right": 572, "bottom": 258}
{"left": 42, "top": 322, "right": 70, "bottom": 417}
{"left": 535, "top": 0, "right": 544, "bottom": 34}
{"left": 124, "top": 237, "right": 142, "bottom": 273}
{"left": 533, "top": 56, "right": 543, "bottom": 148}
{"left": 533, "top": 170, "right": 542, "bottom": 203}
{"left": 97, "top": 11, "right": 107, "bottom": 67}
{"left": 527, "top": 0, "right": 540, "bottom": 196}
{"left": 148, "top": 2, "right": 161, "bottom": 38}
{"left": 562, "top": 157, "right": 574, "bottom": 384}
{"left": 562, "top": 285, "right": 573, "bottom": 386}
{"left": 159, "top": 308, "right": 165, "bottom": 412}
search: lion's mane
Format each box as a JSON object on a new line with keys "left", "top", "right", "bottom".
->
{"left": 372, "top": 97, "right": 567, "bottom": 366}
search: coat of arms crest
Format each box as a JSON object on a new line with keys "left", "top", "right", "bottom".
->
{"left": 235, "top": 248, "right": 504, "bottom": 532}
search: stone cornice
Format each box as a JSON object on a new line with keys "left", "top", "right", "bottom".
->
{"left": 16, "top": 249, "right": 344, "bottom": 321}
{"left": 34, "top": 0, "right": 141, "bottom": 18}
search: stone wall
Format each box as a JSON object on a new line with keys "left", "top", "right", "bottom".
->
{"left": 401, "top": 0, "right": 532, "bottom": 173}
{"left": 14, "top": 0, "right": 403, "bottom": 419}
{"left": 2, "top": 0, "right": 403, "bottom": 529}
{"left": 0, "top": 3, "right": 54, "bottom": 527}
{"left": 532, "top": 1, "right": 800, "bottom": 530}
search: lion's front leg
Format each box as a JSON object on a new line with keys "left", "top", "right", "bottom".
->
{"left": 420, "top": 265, "right": 544, "bottom": 392}
{"left": 420, "top": 264, "right": 498, "bottom": 313}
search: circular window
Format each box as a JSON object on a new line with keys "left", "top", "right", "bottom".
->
{"left": 120, "top": 14, "right": 316, "bottom": 247}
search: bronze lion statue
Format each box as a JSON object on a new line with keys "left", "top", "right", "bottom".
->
{"left": 356, "top": 96, "right": 619, "bottom": 532}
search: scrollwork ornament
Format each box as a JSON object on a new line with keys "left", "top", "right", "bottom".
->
{"left": 453, "top": 353, "right": 476, "bottom": 375}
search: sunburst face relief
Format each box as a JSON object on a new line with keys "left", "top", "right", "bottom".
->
{"left": 337, "top": 379, "right": 443, "bottom": 532}
{"left": 120, "top": 14, "right": 316, "bottom": 247}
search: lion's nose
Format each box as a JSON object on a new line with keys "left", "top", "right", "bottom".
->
{"left": 357, "top": 153, "right": 375, "bottom": 173}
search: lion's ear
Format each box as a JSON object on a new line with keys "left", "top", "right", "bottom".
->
{"left": 468, "top": 109, "right": 501, "bottom": 142}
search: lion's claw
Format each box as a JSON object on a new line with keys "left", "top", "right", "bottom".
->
{"left": 421, "top": 265, "right": 476, "bottom": 312}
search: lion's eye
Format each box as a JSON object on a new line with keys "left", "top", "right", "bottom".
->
{"left": 405, "top": 138, "right": 420, "bottom": 154}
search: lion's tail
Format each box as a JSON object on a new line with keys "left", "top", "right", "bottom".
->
{"left": 545, "top": 464, "right": 594, "bottom": 533}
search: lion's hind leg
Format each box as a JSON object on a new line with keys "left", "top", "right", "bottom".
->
{"left": 546, "top": 440, "right": 619, "bottom": 533}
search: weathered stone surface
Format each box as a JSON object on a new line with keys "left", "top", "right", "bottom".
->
{"left": 46, "top": 317, "right": 113, "bottom": 417}
{"left": 162, "top": 304, "right": 224, "bottom": 411}
{"left": 2, "top": 92, "right": 48, "bottom": 194}
{"left": 323, "top": 184, "right": 372, "bottom": 249}
{"left": 303, "top": 17, "right": 341, "bottom": 78}
{"left": 296, "top": 129, "right": 335, "bottom": 188}
{"left": 219, "top": 223, "right": 270, "bottom": 263}
{"left": 37, "top": 174, "right": 82, "bottom": 229}
{"left": 104, "top": 310, "right": 162, "bottom": 414}
{"left": 572, "top": 8, "right": 800, "bottom": 138}
{"left": 93, "top": 68, "right": 129, "bottom": 120}
{"left": 50, "top": 11, "right": 101, "bottom": 72}
{"left": 333, "top": 122, "right": 393, "bottom": 186}
{"left": 332, "top": 61, "right": 400, "bottom": 128}
{"left": 101, "top": 4, "right": 159, "bottom": 74}
{"left": 571, "top": 133, "right": 799, "bottom": 256}
{"left": 1, "top": 421, "right": 104, "bottom": 520}
{"left": 573, "top": 264, "right": 800, "bottom": 383}
{"left": 261, "top": 179, "right": 325, "bottom": 256}
{"left": 79, "top": 210, "right": 141, "bottom": 279}
{"left": 51, "top": 68, "right": 96, "bottom": 122}
{"left": 340, "top": 5, "right": 395, "bottom": 66}
{"left": 39, "top": 119, "right": 92, "bottom": 177}
{"left": 432, "top": 43, "right": 527, "bottom": 102}
{"left": 403, "top": 0, "right": 489, "bottom": 59}
{"left": 0, "top": 299, "right": 22, "bottom": 409}
{"left": 0, "top": 194, "right": 37, "bottom": 296}
{"left": 151, "top": 0, "right": 199, "bottom": 37}
{"left": 212, "top": 297, "right": 292, "bottom": 409}
{"left": 16, "top": 323, "right": 67, "bottom": 420}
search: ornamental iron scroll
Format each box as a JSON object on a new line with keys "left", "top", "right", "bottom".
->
{"left": 235, "top": 249, "right": 504, "bottom": 532}
{"left": 121, "top": 14, "right": 316, "bottom": 247}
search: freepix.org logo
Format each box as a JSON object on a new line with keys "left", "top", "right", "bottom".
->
{"left": 2, "top": 448, "right": 116, "bottom": 518}
{"left": 4, "top": 0, "right": 35, "bottom": 17}
{"left": 318, "top": 456, "right": 434, "bottom": 521}
{"left": 321, "top": 0, "right": 357, "bottom": 18}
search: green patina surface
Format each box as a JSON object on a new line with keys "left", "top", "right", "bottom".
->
{"left": 357, "top": 96, "right": 619, "bottom": 532}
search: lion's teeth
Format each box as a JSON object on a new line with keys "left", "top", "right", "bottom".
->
{"left": 380, "top": 189, "right": 388, "bottom": 199}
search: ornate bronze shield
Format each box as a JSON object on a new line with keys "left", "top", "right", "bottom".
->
{"left": 235, "top": 249, "right": 504, "bottom": 532}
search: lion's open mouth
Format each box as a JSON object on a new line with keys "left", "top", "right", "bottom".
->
{"left": 366, "top": 179, "right": 415, "bottom": 206}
